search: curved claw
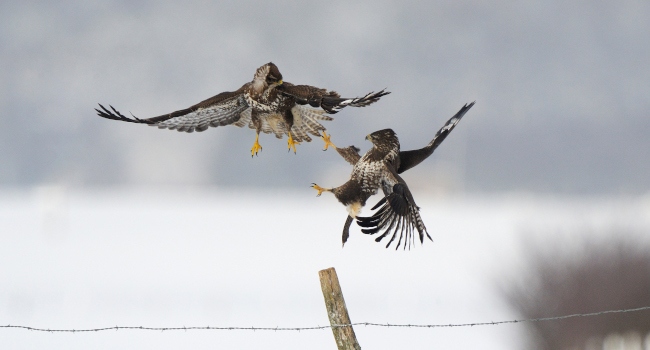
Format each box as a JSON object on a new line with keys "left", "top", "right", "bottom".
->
{"left": 311, "top": 183, "right": 328, "bottom": 197}
{"left": 251, "top": 134, "right": 262, "bottom": 157}
{"left": 321, "top": 131, "right": 336, "bottom": 151}
{"left": 287, "top": 132, "right": 300, "bottom": 154}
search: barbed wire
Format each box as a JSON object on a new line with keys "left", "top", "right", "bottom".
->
{"left": 2, "top": 306, "right": 650, "bottom": 333}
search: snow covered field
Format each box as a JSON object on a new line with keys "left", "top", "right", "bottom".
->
{"left": 1, "top": 187, "right": 650, "bottom": 349}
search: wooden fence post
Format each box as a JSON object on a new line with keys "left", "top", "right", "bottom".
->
{"left": 319, "top": 267, "right": 361, "bottom": 350}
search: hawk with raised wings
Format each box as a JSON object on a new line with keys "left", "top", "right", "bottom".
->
{"left": 311, "top": 102, "right": 475, "bottom": 249}
{"left": 96, "top": 62, "right": 389, "bottom": 156}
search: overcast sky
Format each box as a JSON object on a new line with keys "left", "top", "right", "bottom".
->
{"left": 3, "top": 3, "right": 650, "bottom": 349}
{"left": 1, "top": 0, "right": 649, "bottom": 194}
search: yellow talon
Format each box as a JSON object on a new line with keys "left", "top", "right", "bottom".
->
{"left": 287, "top": 132, "right": 300, "bottom": 154}
{"left": 321, "top": 131, "right": 336, "bottom": 151}
{"left": 311, "top": 183, "right": 328, "bottom": 196}
{"left": 251, "top": 134, "right": 262, "bottom": 157}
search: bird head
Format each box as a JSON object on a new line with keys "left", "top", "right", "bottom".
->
{"left": 366, "top": 129, "right": 396, "bottom": 144}
{"left": 252, "top": 62, "right": 283, "bottom": 94}
{"left": 366, "top": 129, "right": 399, "bottom": 155}
{"left": 265, "top": 62, "right": 283, "bottom": 86}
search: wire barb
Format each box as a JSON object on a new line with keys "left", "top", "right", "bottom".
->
{"left": 3, "top": 306, "right": 650, "bottom": 333}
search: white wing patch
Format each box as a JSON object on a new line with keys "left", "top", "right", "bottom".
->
{"left": 329, "top": 90, "right": 389, "bottom": 112}
{"left": 442, "top": 117, "right": 459, "bottom": 131}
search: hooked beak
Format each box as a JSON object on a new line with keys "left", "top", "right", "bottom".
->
{"left": 277, "top": 79, "right": 283, "bottom": 85}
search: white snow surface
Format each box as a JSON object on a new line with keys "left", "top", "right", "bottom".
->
{"left": 1, "top": 187, "right": 650, "bottom": 349}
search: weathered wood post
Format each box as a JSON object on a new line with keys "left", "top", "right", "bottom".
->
{"left": 318, "top": 267, "right": 361, "bottom": 350}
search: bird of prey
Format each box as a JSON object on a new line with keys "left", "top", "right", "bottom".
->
{"left": 96, "top": 62, "right": 389, "bottom": 156}
{"left": 311, "top": 102, "right": 475, "bottom": 249}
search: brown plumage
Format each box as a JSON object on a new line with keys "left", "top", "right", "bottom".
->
{"left": 312, "top": 102, "right": 475, "bottom": 249}
{"left": 96, "top": 62, "right": 389, "bottom": 156}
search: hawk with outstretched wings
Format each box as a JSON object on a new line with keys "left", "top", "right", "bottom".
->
{"left": 311, "top": 102, "right": 475, "bottom": 249}
{"left": 96, "top": 62, "right": 389, "bottom": 156}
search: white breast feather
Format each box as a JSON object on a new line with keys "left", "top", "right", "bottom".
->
{"left": 351, "top": 158, "right": 384, "bottom": 196}
{"left": 245, "top": 93, "right": 273, "bottom": 113}
{"left": 346, "top": 202, "right": 363, "bottom": 218}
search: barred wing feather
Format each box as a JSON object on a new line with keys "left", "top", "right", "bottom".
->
{"left": 95, "top": 89, "right": 250, "bottom": 133}
{"left": 356, "top": 183, "right": 431, "bottom": 250}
